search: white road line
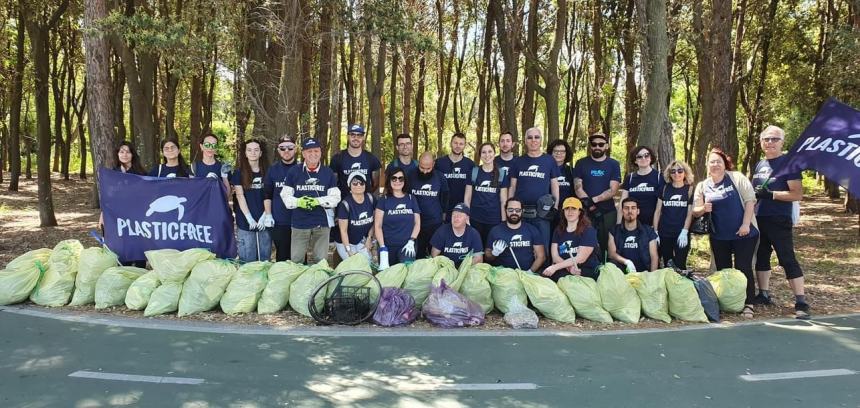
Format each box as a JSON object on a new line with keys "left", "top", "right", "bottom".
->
{"left": 394, "top": 383, "right": 538, "bottom": 391}
{"left": 739, "top": 369, "right": 857, "bottom": 382}
{"left": 68, "top": 370, "right": 205, "bottom": 385}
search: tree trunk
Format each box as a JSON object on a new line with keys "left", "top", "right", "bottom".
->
{"left": 622, "top": 0, "right": 640, "bottom": 151}
{"left": 476, "top": 0, "right": 495, "bottom": 147}
{"left": 82, "top": 0, "right": 114, "bottom": 196}
{"left": 413, "top": 54, "right": 426, "bottom": 153}
{"left": 8, "top": 8, "right": 25, "bottom": 191}
{"left": 388, "top": 48, "right": 399, "bottom": 143}
{"left": 521, "top": 0, "right": 539, "bottom": 137}
{"left": 691, "top": 0, "right": 714, "bottom": 180}
{"left": 50, "top": 36, "right": 66, "bottom": 175}
{"left": 189, "top": 73, "right": 203, "bottom": 158}
{"left": 492, "top": 0, "right": 522, "bottom": 145}
{"left": 315, "top": 0, "right": 334, "bottom": 147}
{"left": 589, "top": 0, "right": 604, "bottom": 133}
{"left": 402, "top": 48, "right": 413, "bottom": 134}
{"left": 113, "top": 31, "right": 159, "bottom": 168}
{"left": 364, "top": 33, "right": 386, "bottom": 160}
{"left": 533, "top": 0, "right": 567, "bottom": 143}
{"left": 710, "top": 0, "right": 734, "bottom": 156}
{"left": 638, "top": 0, "right": 674, "bottom": 168}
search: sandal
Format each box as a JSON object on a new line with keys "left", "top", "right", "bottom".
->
{"left": 742, "top": 305, "right": 754, "bottom": 319}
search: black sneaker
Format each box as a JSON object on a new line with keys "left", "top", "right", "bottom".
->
{"left": 795, "top": 302, "right": 811, "bottom": 320}
{"left": 752, "top": 293, "right": 774, "bottom": 306}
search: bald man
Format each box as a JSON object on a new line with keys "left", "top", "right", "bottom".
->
{"left": 408, "top": 152, "right": 450, "bottom": 258}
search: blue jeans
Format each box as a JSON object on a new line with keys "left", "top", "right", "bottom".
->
{"left": 237, "top": 228, "right": 273, "bottom": 263}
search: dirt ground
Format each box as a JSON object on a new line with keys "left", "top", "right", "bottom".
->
{"left": 1, "top": 174, "right": 858, "bottom": 330}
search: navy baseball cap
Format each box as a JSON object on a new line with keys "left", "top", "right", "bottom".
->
{"left": 452, "top": 203, "right": 471, "bottom": 216}
{"left": 348, "top": 124, "right": 365, "bottom": 134}
{"left": 302, "top": 138, "right": 322, "bottom": 150}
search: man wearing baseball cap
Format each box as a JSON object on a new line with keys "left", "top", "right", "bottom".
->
{"left": 330, "top": 124, "right": 381, "bottom": 197}
{"left": 280, "top": 137, "right": 340, "bottom": 264}
{"left": 430, "top": 203, "right": 484, "bottom": 267}
{"left": 574, "top": 132, "right": 622, "bottom": 259}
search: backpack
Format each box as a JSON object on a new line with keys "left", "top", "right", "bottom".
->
{"left": 340, "top": 193, "right": 376, "bottom": 214}
{"left": 471, "top": 166, "right": 507, "bottom": 187}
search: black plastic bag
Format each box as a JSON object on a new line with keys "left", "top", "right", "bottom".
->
{"left": 372, "top": 287, "right": 420, "bottom": 327}
{"left": 692, "top": 277, "right": 720, "bottom": 322}
{"left": 422, "top": 280, "right": 485, "bottom": 327}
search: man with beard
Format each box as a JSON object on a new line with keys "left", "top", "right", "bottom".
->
{"left": 382, "top": 133, "right": 418, "bottom": 193}
{"left": 485, "top": 198, "right": 545, "bottom": 272}
{"left": 608, "top": 198, "right": 659, "bottom": 273}
{"left": 431, "top": 203, "right": 484, "bottom": 267}
{"left": 574, "top": 132, "right": 621, "bottom": 259}
{"left": 330, "top": 124, "right": 381, "bottom": 197}
{"left": 509, "top": 127, "right": 560, "bottom": 256}
{"left": 264, "top": 135, "right": 300, "bottom": 261}
{"left": 408, "top": 152, "right": 449, "bottom": 258}
{"left": 436, "top": 132, "right": 475, "bottom": 220}
{"left": 495, "top": 131, "right": 517, "bottom": 177}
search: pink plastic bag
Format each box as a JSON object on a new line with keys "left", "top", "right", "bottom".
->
{"left": 372, "top": 287, "right": 420, "bottom": 327}
{"left": 422, "top": 280, "right": 485, "bottom": 327}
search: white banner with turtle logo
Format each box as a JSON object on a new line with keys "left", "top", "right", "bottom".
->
{"left": 98, "top": 169, "right": 237, "bottom": 262}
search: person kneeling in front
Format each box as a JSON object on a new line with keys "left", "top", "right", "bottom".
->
{"left": 430, "top": 203, "right": 484, "bottom": 268}
{"left": 484, "top": 197, "right": 545, "bottom": 274}
{"left": 608, "top": 198, "right": 659, "bottom": 273}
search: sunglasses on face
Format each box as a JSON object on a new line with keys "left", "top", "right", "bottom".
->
{"left": 591, "top": 142, "right": 606, "bottom": 148}
{"left": 202, "top": 142, "right": 217, "bottom": 149}
{"left": 278, "top": 144, "right": 296, "bottom": 151}
{"left": 761, "top": 137, "right": 783, "bottom": 143}
{"left": 636, "top": 153, "right": 651, "bottom": 159}
{"left": 670, "top": 168, "right": 685, "bottom": 174}
{"left": 390, "top": 176, "right": 405, "bottom": 182}
{"left": 526, "top": 135, "right": 541, "bottom": 140}
{"left": 506, "top": 208, "right": 523, "bottom": 213}
{"left": 351, "top": 180, "right": 365, "bottom": 186}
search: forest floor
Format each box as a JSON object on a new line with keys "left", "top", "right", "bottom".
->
{"left": 1, "top": 174, "right": 858, "bottom": 330}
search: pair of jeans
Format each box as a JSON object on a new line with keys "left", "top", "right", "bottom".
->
{"left": 710, "top": 235, "right": 758, "bottom": 304}
{"left": 291, "top": 227, "right": 331, "bottom": 265}
{"left": 268, "top": 225, "right": 292, "bottom": 262}
{"left": 237, "top": 228, "right": 273, "bottom": 263}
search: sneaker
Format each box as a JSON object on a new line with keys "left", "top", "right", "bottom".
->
{"left": 795, "top": 302, "right": 811, "bottom": 320}
{"left": 752, "top": 293, "right": 774, "bottom": 306}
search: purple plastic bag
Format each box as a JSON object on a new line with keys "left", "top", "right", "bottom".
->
{"left": 422, "top": 280, "right": 485, "bottom": 327}
{"left": 372, "top": 287, "right": 420, "bottom": 327}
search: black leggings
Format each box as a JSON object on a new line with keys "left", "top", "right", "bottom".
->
{"left": 659, "top": 233, "right": 690, "bottom": 270}
{"left": 417, "top": 221, "right": 440, "bottom": 259}
{"left": 710, "top": 235, "right": 758, "bottom": 304}
{"left": 269, "top": 226, "right": 292, "bottom": 262}
{"left": 755, "top": 216, "right": 803, "bottom": 279}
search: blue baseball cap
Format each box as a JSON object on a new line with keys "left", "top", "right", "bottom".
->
{"left": 302, "top": 138, "right": 322, "bottom": 150}
{"left": 348, "top": 124, "right": 365, "bottom": 134}
{"left": 452, "top": 203, "right": 470, "bottom": 216}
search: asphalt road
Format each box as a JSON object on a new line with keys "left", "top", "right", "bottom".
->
{"left": 1, "top": 308, "right": 859, "bottom": 408}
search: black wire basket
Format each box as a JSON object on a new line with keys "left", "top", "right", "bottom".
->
{"left": 309, "top": 271, "right": 381, "bottom": 325}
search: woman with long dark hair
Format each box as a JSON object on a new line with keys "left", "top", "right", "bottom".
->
{"left": 193, "top": 132, "right": 231, "bottom": 193}
{"left": 231, "top": 139, "right": 272, "bottom": 262}
{"left": 148, "top": 138, "right": 191, "bottom": 178}
{"left": 374, "top": 167, "right": 421, "bottom": 269}
{"left": 542, "top": 197, "right": 601, "bottom": 281}
{"left": 112, "top": 141, "right": 146, "bottom": 175}
{"left": 463, "top": 142, "right": 509, "bottom": 243}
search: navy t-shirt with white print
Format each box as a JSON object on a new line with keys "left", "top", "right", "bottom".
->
{"left": 552, "top": 226, "right": 601, "bottom": 270}
{"left": 557, "top": 164, "right": 575, "bottom": 202}
{"left": 511, "top": 154, "right": 560, "bottom": 206}
{"left": 430, "top": 224, "right": 484, "bottom": 267}
{"left": 612, "top": 225, "right": 658, "bottom": 272}
{"left": 330, "top": 150, "right": 381, "bottom": 196}
{"left": 622, "top": 169, "right": 663, "bottom": 226}
{"left": 264, "top": 161, "right": 298, "bottom": 226}
{"left": 752, "top": 155, "right": 801, "bottom": 218}
{"left": 658, "top": 183, "right": 691, "bottom": 238}
{"left": 148, "top": 164, "right": 190, "bottom": 178}
{"left": 376, "top": 194, "right": 421, "bottom": 247}
{"left": 466, "top": 167, "right": 510, "bottom": 225}
{"left": 495, "top": 155, "right": 517, "bottom": 179}
{"left": 386, "top": 159, "right": 418, "bottom": 176}
{"left": 408, "top": 170, "right": 449, "bottom": 226}
{"left": 230, "top": 169, "right": 266, "bottom": 231}
{"left": 285, "top": 164, "right": 338, "bottom": 229}
{"left": 706, "top": 176, "right": 758, "bottom": 241}
{"left": 335, "top": 194, "right": 375, "bottom": 245}
{"left": 194, "top": 161, "right": 223, "bottom": 179}
{"left": 573, "top": 156, "right": 622, "bottom": 213}
{"left": 436, "top": 155, "right": 475, "bottom": 213}
{"left": 487, "top": 222, "right": 543, "bottom": 270}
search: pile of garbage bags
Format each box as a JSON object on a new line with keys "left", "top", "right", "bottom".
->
{"left": 0, "top": 243, "right": 750, "bottom": 328}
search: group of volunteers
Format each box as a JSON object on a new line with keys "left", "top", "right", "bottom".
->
{"left": 105, "top": 124, "right": 811, "bottom": 319}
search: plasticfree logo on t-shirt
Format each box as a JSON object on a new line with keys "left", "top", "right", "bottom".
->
{"left": 388, "top": 203, "right": 413, "bottom": 215}
{"left": 624, "top": 235, "right": 638, "bottom": 249}
{"left": 413, "top": 184, "right": 439, "bottom": 197}
{"left": 475, "top": 180, "right": 497, "bottom": 193}
{"left": 509, "top": 234, "right": 531, "bottom": 248}
{"left": 563, "top": 240, "right": 577, "bottom": 257}
{"left": 629, "top": 182, "right": 654, "bottom": 193}
{"left": 297, "top": 177, "right": 326, "bottom": 192}
{"left": 351, "top": 210, "right": 374, "bottom": 227}
{"left": 520, "top": 165, "right": 546, "bottom": 179}
{"left": 343, "top": 162, "right": 370, "bottom": 176}
{"left": 444, "top": 241, "right": 470, "bottom": 254}
{"left": 250, "top": 177, "right": 263, "bottom": 190}
{"left": 446, "top": 167, "right": 467, "bottom": 180}
{"left": 663, "top": 194, "right": 688, "bottom": 207}
{"left": 557, "top": 176, "right": 570, "bottom": 187}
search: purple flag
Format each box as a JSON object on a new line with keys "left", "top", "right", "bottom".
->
{"left": 772, "top": 98, "right": 860, "bottom": 195}
{"left": 98, "top": 168, "right": 237, "bottom": 262}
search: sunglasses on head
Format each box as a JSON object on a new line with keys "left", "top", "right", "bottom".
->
{"left": 591, "top": 142, "right": 606, "bottom": 148}
{"left": 636, "top": 153, "right": 651, "bottom": 159}
{"left": 670, "top": 168, "right": 685, "bottom": 174}
{"left": 390, "top": 176, "right": 405, "bottom": 182}
{"left": 202, "top": 142, "right": 217, "bottom": 149}
{"left": 278, "top": 144, "right": 296, "bottom": 151}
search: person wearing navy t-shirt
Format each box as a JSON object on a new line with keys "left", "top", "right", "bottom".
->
{"left": 280, "top": 138, "right": 340, "bottom": 265}
{"left": 548, "top": 139, "right": 575, "bottom": 232}
{"left": 100, "top": 141, "right": 147, "bottom": 267}
{"left": 148, "top": 138, "right": 192, "bottom": 178}
{"left": 264, "top": 135, "right": 299, "bottom": 261}
{"left": 653, "top": 159, "right": 694, "bottom": 270}
{"left": 409, "top": 152, "right": 449, "bottom": 258}
{"left": 751, "top": 126, "right": 809, "bottom": 318}
{"left": 231, "top": 139, "right": 272, "bottom": 262}
{"left": 436, "top": 132, "right": 475, "bottom": 219}
{"left": 464, "top": 142, "right": 509, "bottom": 243}
{"left": 574, "top": 133, "right": 621, "bottom": 260}
{"left": 608, "top": 198, "right": 659, "bottom": 273}
{"left": 494, "top": 131, "right": 517, "bottom": 177}
{"left": 485, "top": 198, "right": 546, "bottom": 273}
{"left": 383, "top": 133, "right": 418, "bottom": 192}
{"left": 693, "top": 148, "right": 758, "bottom": 318}
{"left": 335, "top": 172, "right": 376, "bottom": 261}
{"left": 509, "top": 127, "right": 560, "bottom": 257}
{"left": 374, "top": 167, "right": 421, "bottom": 269}
{"left": 330, "top": 124, "right": 382, "bottom": 197}
{"left": 193, "top": 133, "right": 231, "bottom": 194}
{"left": 619, "top": 146, "right": 663, "bottom": 227}
{"left": 542, "top": 197, "right": 601, "bottom": 281}
{"left": 431, "top": 203, "right": 484, "bottom": 267}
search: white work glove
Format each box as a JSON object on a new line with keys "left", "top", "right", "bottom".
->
{"left": 624, "top": 259, "right": 637, "bottom": 274}
{"left": 491, "top": 240, "right": 508, "bottom": 257}
{"left": 378, "top": 247, "right": 390, "bottom": 270}
{"left": 402, "top": 239, "right": 416, "bottom": 259}
{"left": 260, "top": 213, "right": 275, "bottom": 229}
{"left": 677, "top": 228, "right": 689, "bottom": 249}
{"left": 255, "top": 214, "right": 266, "bottom": 230}
{"left": 244, "top": 212, "right": 257, "bottom": 230}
